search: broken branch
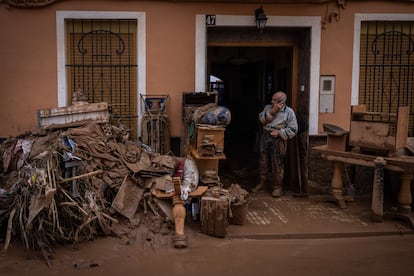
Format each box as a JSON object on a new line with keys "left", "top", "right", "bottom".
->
{"left": 59, "top": 169, "right": 103, "bottom": 183}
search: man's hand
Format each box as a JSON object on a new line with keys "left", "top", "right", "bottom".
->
{"left": 270, "top": 101, "right": 284, "bottom": 115}
{"left": 270, "top": 130, "right": 279, "bottom": 137}
{"left": 270, "top": 104, "right": 279, "bottom": 115}
{"left": 277, "top": 101, "right": 285, "bottom": 109}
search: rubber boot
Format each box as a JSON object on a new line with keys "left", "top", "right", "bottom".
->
{"left": 271, "top": 186, "right": 282, "bottom": 197}
{"left": 271, "top": 172, "right": 282, "bottom": 197}
{"left": 251, "top": 175, "right": 266, "bottom": 193}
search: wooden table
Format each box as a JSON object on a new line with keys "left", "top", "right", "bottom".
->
{"left": 312, "top": 145, "right": 414, "bottom": 228}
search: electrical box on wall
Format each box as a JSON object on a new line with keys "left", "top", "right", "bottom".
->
{"left": 319, "top": 75, "right": 335, "bottom": 113}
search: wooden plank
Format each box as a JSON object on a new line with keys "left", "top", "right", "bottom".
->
{"left": 191, "top": 148, "right": 226, "bottom": 160}
{"left": 38, "top": 102, "right": 109, "bottom": 129}
{"left": 396, "top": 106, "right": 409, "bottom": 150}
{"left": 151, "top": 185, "right": 208, "bottom": 199}
{"left": 312, "top": 145, "right": 414, "bottom": 172}
{"left": 351, "top": 104, "right": 366, "bottom": 113}
{"left": 111, "top": 176, "right": 144, "bottom": 220}
{"left": 372, "top": 157, "right": 386, "bottom": 222}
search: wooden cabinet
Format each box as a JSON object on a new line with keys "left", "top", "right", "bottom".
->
{"left": 194, "top": 124, "right": 225, "bottom": 156}
{"left": 190, "top": 148, "right": 225, "bottom": 176}
{"left": 180, "top": 92, "right": 218, "bottom": 156}
{"left": 189, "top": 124, "right": 226, "bottom": 186}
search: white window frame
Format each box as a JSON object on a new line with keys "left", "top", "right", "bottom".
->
{"left": 56, "top": 11, "right": 146, "bottom": 137}
{"left": 195, "top": 14, "right": 321, "bottom": 135}
{"left": 352, "top": 13, "right": 414, "bottom": 106}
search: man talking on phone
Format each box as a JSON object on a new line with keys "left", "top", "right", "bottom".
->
{"left": 252, "top": 91, "right": 298, "bottom": 197}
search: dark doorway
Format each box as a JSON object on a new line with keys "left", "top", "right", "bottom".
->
{"left": 208, "top": 46, "right": 293, "bottom": 191}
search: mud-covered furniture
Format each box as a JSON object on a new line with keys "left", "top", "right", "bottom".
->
{"left": 190, "top": 124, "right": 226, "bottom": 187}
{"left": 312, "top": 144, "right": 414, "bottom": 229}
{"left": 323, "top": 123, "right": 350, "bottom": 152}
{"left": 349, "top": 105, "right": 409, "bottom": 154}
{"left": 151, "top": 177, "right": 208, "bottom": 248}
{"left": 181, "top": 92, "right": 218, "bottom": 156}
{"left": 200, "top": 194, "right": 229, "bottom": 237}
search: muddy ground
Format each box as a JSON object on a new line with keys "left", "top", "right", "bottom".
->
{"left": 0, "top": 169, "right": 254, "bottom": 273}
{"left": 2, "top": 225, "right": 414, "bottom": 276}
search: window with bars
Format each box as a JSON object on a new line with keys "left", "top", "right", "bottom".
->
{"left": 66, "top": 19, "right": 138, "bottom": 138}
{"left": 359, "top": 21, "right": 414, "bottom": 136}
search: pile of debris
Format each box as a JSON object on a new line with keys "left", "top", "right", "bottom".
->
{"left": 0, "top": 122, "right": 180, "bottom": 266}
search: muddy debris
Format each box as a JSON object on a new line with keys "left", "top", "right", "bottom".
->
{"left": 0, "top": 122, "right": 180, "bottom": 266}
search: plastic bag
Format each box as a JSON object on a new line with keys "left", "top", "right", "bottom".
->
{"left": 180, "top": 156, "right": 199, "bottom": 201}
{"left": 199, "top": 106, "right": 231, "bottom": 126}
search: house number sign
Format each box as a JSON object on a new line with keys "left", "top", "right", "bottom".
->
{"left": 206, "top": 15, "right": 216, "bottom": 26}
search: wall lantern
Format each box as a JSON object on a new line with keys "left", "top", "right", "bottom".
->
{"left": 255, "top": 6, "right": 268, "bottom": 32}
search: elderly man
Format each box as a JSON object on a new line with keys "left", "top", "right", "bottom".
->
{"left": 252, "top": 91, "right": 298, "bottom": 197}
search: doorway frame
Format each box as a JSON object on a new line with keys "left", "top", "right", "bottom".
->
{"left": 195, "top": 14, "right": 321, "bottom": 135}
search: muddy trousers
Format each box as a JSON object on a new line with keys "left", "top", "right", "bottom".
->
{"left": 259, "top": 132, "right": 287, "bottom": 196}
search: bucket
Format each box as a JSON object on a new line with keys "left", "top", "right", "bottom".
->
{"left": 229, "top": 202, "right": 248, "bottom": 225}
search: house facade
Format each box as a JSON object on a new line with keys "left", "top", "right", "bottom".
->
{"left": 0, "top": 0, "right": 413, "bottom": 192}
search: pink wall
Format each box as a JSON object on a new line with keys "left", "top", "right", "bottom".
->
{"left": 0, "top": 7, "right": 58, "bottom": 135}
{"left": 0, "top": 1, "right": 412, "bottom": 137}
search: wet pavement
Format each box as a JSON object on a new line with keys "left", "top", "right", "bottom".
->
{"left": 218, "top": 154, "right": 413, "bottom": 239}
{"left": 225, "top": 193, "right": 414, "bottom": 239}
